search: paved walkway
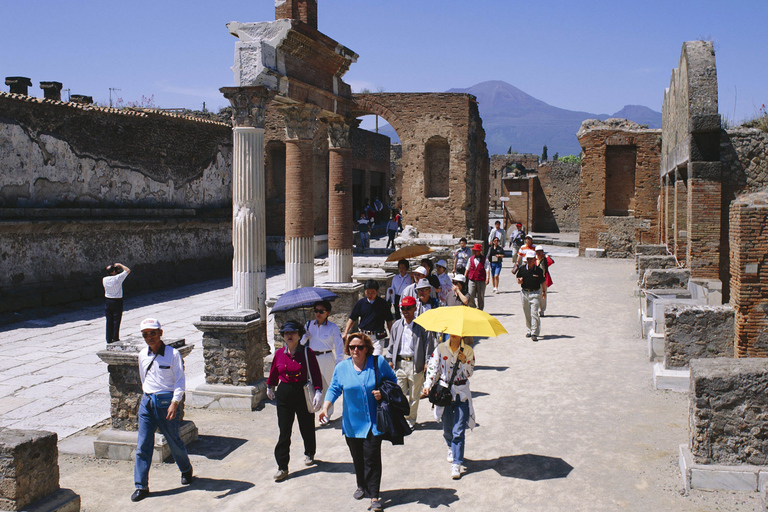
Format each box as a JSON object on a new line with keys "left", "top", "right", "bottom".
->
{"left": 1, "top": 239, "right": 761, "bottom": 511}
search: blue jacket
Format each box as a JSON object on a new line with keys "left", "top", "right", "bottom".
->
{"left": 325, "top": 355, "right": 396, "bottom": 438}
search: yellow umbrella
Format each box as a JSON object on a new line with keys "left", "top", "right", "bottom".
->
{"left": 414, "top": 306, "right": 508, "bottom": 337}
{"left": 385, "top": 244, "right": 434, "bottom": 262}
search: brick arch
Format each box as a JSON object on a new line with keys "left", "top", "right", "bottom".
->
{"left": 351, "top": 93, "right": 490, "bottom": 240}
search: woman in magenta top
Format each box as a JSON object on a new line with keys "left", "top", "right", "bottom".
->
{"left": 266, "top": 321, "right": 323, "bottom": 482}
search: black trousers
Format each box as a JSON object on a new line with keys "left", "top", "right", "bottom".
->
{"left": 104, "top": 298, "right": 123, "bottom": 343}
{"left": 345, "top": 430, "right": 383, "bottom": 499}
{"left": 274, "top": 382, "right": 316, "bottom": 471}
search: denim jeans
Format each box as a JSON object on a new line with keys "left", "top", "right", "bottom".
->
{"left": 442, "top": 398, "right": 469, "bottom": 465}
{"left": 360, "top": 231, "right": 369, "bottom": 248}
{"left": 134, "top": 394, "right": 191, "bottom": 490}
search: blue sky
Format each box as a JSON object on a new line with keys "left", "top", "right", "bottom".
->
{"left": 1, "top": 1, "right": 765, "bottom": 124}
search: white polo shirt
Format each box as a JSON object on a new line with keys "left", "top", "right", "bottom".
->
{"left": 103, "top": 272, "right": 129, "bottom": 299}
{"left": 138, "top": 343, "right": 186, "bottom": 403}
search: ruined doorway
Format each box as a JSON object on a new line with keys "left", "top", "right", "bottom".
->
{"left": 605, "top": 145, "right": 637, "bottom": 216}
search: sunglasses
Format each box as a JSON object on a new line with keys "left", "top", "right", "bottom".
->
{"left": 313, "top": 309, "right": 327, "bottom": 314}
{"left": 401, "top": 306, "right": 416, "bottom": 311}
{"left": 142, "top": 330, "right": 160, "bottom": 338}
{"left": 348, "top": 345, "right": 366, "bottom": 351}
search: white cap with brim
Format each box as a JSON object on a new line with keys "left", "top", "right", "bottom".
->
{"left": 140, "top": 318, "right": 162, "bottom": 330}
{"left": 436, "top": 259, "right": 448, "bottom": 268}
{"left": 525, "top": 250, "right": 537, "bottom": 259}
{"left": 415, "top": 278, "right": 432, "bottom": 290}
{"left": 452, "top": 274, "right": 466, "bottom": 283}
{"left": 535, "top": 245, "right": 544, "bottom": 251}
{"left": 413, "top": 266, "right": 427, "bottom": 276}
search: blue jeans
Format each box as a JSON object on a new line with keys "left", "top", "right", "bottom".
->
{"left": 360, "top": 231, "right": 369, "bottom": 248}
{"left": 442, "top": 398, "right": 469, "bottom": 465}
{"left": 135, "top": 394, "right": 191, "bottom": 490}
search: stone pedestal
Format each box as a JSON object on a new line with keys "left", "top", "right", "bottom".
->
{"left": 317, "top": 282, "right": 364, "bottom": 335}
{"left": 352, "top": 270, "right": 394, "bottom": 299}
{"left": 0, "top": 428, "right": 80, "bottom": 512}
{"left": 94, "top": 337, "right": 197, "bottom": 462}
{"left": 189, "top": 310, "right": 267, "bottom": 410}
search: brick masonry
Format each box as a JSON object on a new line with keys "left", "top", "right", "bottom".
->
{"left": 352, "top": 93, "right": 489, "bottom": 240}
{"left": 730, "top": 189, "right": 768, "bottom": 358}
{"left": 577, "top": 119, "right": 661, "bottom": 256}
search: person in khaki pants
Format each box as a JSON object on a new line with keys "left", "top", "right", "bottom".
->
{"left": 386, "top": 296, "right": 435, "bottom": 429}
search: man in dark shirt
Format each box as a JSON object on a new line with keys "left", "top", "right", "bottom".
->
{"left": 516, "top": 250, "right": 545, "bottom": 341}
{"left": 342, "top": 280, "right": 394, "bottom": 356}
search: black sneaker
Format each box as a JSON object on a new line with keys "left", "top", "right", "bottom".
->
{"left": 353, "top": 487, "right": 365, "bottom": 500}
{"left": 525, "top": 333, "right": 531, "bottom": 338}
{"left": 531, "top": 335, "right": 538, "bottom": 342}
{"left": 131, "top": 489, "right": 149, "bottom": 502}
{"left": 181, "top": 469, "right": 194, "bottom": 485}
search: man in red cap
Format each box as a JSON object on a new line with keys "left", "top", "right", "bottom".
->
{"left": 387, "top": 296, "right": 434, "bottom": 428}
{"left": 463, "top": 243, "right": 490, "bottom": 310}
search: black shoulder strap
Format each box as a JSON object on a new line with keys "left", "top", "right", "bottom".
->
{"left": 373, "top": 355, "right": 380, "bottom": 390}
{"left": 143, "top": 352, "right": 160, "bottom": 382}
{"left": 445, "top": 346, "right": 464, "bottom": 391}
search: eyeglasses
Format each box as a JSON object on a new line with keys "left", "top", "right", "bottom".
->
{"left": 348, "top": 345, "right": 366, "bottom": 351}
{"left": 142, "top": 330, "right": 160, "bottom": 338}
{"left": 401, "top": 306, "right": 416, "bottom": 311}
{"left": 313, "top": 309, "right": 327, "bottom": 314}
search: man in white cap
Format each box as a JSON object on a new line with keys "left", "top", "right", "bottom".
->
{"left": 132, "top": 318, "right": 193, "bottom": 502}
{"left": 414, "top": 278, "right": 439, "bottom": 317}
{"left": 434, "top": 259, "right": 452, "bottom": 304}
{"left": 515, "top": 251, "right": 545, "bottom": 341}
{"left": 401, "top": 265, "right": 428, "bottom": 300}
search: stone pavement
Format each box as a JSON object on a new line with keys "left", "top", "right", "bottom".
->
{"left": 2, "top": 238, "right": 761, "bottom": 511}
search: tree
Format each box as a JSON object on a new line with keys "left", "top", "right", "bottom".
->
{"left": 541, "top": 145, "right": 548, "bottom": 161}
{"left": 507, "top": 146, "right": 512, "bottom": 154}
{"left": 553, "top": 152, "right": 559, "bottom": 161}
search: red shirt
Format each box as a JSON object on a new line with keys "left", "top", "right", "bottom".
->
{"left": 267, "top": 345, "right": 323, "bottom": 390}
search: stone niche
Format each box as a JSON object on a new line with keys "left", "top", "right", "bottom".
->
{"left": 689, "top": 358, "right": 768, "bottom": 465}
{"left": 664, "top": 304, "right": 734, "bottom": 368}
{"left": 0, "top": 428, "right": 80, "bottom": 512}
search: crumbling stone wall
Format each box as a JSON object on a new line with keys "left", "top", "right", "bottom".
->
{"left": 352, "top": 93, "right": 489, "bottom": 241}
{"left": 664, "top": 304, "right": 734, "bottom": 368}
{"left": 577, "top": 119, "right": 661, "bottom": 256}
{"left": 689, "top": 358, "right": 768, "bottom": 465}
{"left": 730, "top": 189, "right": 768, "bottom": 358}
{"left": 0, "top": 93, "right": 232, "bottom": 208}
{"left": 489, "top": 153, "right": 538, "bottom": 209}
{"left": 537, "top": 161, "right": 580, "bottom": 232}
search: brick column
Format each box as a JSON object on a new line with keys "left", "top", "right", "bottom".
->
{"left": 686, "top": 162, "right": 722, "bottom": 279}
{"left": 281, "top": 105, "right": 320, "bottom": 291}
{"left": 221, "top": 87, "right": 273, "bottom": 318}
{"left": 327, "top": 120, "right": 354, "bottom": 282}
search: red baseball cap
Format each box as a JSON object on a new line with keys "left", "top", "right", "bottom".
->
{"left": 400, "top": 296, "right": 417, "bottom": 307}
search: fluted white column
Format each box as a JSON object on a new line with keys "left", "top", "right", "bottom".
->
{"left": 285, "top": 235, "right": 315, "bottom": 290}
{"left": 328, "top": 248, "right": 353, "bottom": 282}
{"left": 232, "top": 126, "right": 267, "bottom": 317}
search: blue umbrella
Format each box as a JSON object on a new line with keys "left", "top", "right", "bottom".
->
{"left": 271, "top": 287, "right": 338, "bottom": 313}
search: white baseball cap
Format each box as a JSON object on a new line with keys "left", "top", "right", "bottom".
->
{"left": 413, "top": 266, "right": 427, "bottom": 275}
{"left": 525, "top": 250, "right": 537, "bottom": 259}
{"left": 140, "top": 318, "right": 162, "bottom": 330}
{"left": 452, "top": 274, "right": 466, "bottom": 283}
{"left": 415, "top": 278, "right": 432, "bottom": 290}
{"left": 535, "top": 245, "right": 544, "bottom": 251}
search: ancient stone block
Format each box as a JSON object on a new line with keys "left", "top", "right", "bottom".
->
{"left": 664, "top": 305, "right": 734, "bottom": 368}
{"left": 636, "top": 255, "right": 678, "bottom": 282}
{"left": 689, "top": 358, "right": 768, "bottom": 465}
{"left": 641, "top": 268, "right": 690, "bottom": 289}
{"left": 0, "top": 429, "right": 59, "bottom": 510}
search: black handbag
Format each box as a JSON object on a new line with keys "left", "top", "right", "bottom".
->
{"left": 428, "top": 348, "right": 463, "bottom": 407}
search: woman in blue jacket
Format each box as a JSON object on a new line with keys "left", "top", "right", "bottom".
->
{"left": 319, "top": 332, "right": 396, "bottom": 512}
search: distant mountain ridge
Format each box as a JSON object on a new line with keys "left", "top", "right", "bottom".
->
{"left": 373, "top": 80, "right": 662, "bottom": 157}
{"left": 447, "top": 80, "right": 661, "bottom": 156}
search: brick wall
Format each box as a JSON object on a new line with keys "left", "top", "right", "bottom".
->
{"left": 489, "top": 154, "right": 539, "bottom": 209}
{"left": 577, "top": 120, "right": 661, "bottom": 256}
{"left": 352, "top": 93, "right": 489, "bottom": 240}
{"left": 536, "top": 161, "right": 580, "bottom": 232}
{"left": 730, "top": 189, "right": 768, "bottom": 358}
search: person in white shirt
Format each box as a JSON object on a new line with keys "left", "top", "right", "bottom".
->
{"left": 302, "top": 300, "right": 344, "bottom": 420}
{"left": 388, "top": 259, "right": 413, "bottom": 320}
{"left": 103, "top": 262, "right": 130, "bottom": 343}
{"left": 488, "top": 220, "right": 506, "bottom": 247}
{"left": 132, "top": 318, "right": 193, "bottom": 502}
{"left": 401, "top": 265, "right": 427, "bottom": 301}
{"left": 387, "top": 296, "right": 434, "bottom": 429}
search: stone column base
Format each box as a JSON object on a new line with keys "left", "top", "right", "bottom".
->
{"left": 679, "top": 444, "right": 768, "bottom": 492}
{"left": 187, "top": 380, "right": 267, "bottom": 410}
{"left": 93, "top": 421, "right": 198, "bottom": 462}
{"left": 24, "top": 488, "right": 80, "bottom": 512}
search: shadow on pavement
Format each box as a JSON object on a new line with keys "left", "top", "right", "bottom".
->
{"left": 466, "top": 453, "right": 573, "bottom": 480}
{"left": 149, "top": 477, "right": 254, "bottom": 499}
{"left": 186, "top": 435, "right": 249, "bottom": 460}
{"left": 537, "top": 334, "right": 576, "bottom": 341}
{"left": 381, "top": 486, "right": 459, "bottom": 508}
{"left": 288, "top": 460, "right": 355, "bottom": 478}
{"left": 471, "top": 391, "right": 489, "bottom": 398}
{"left": 540, "top": 314, "right": 579, "bottom": 319}
{"left": 474, "top": 365, "right": 508, "bottom": 372}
